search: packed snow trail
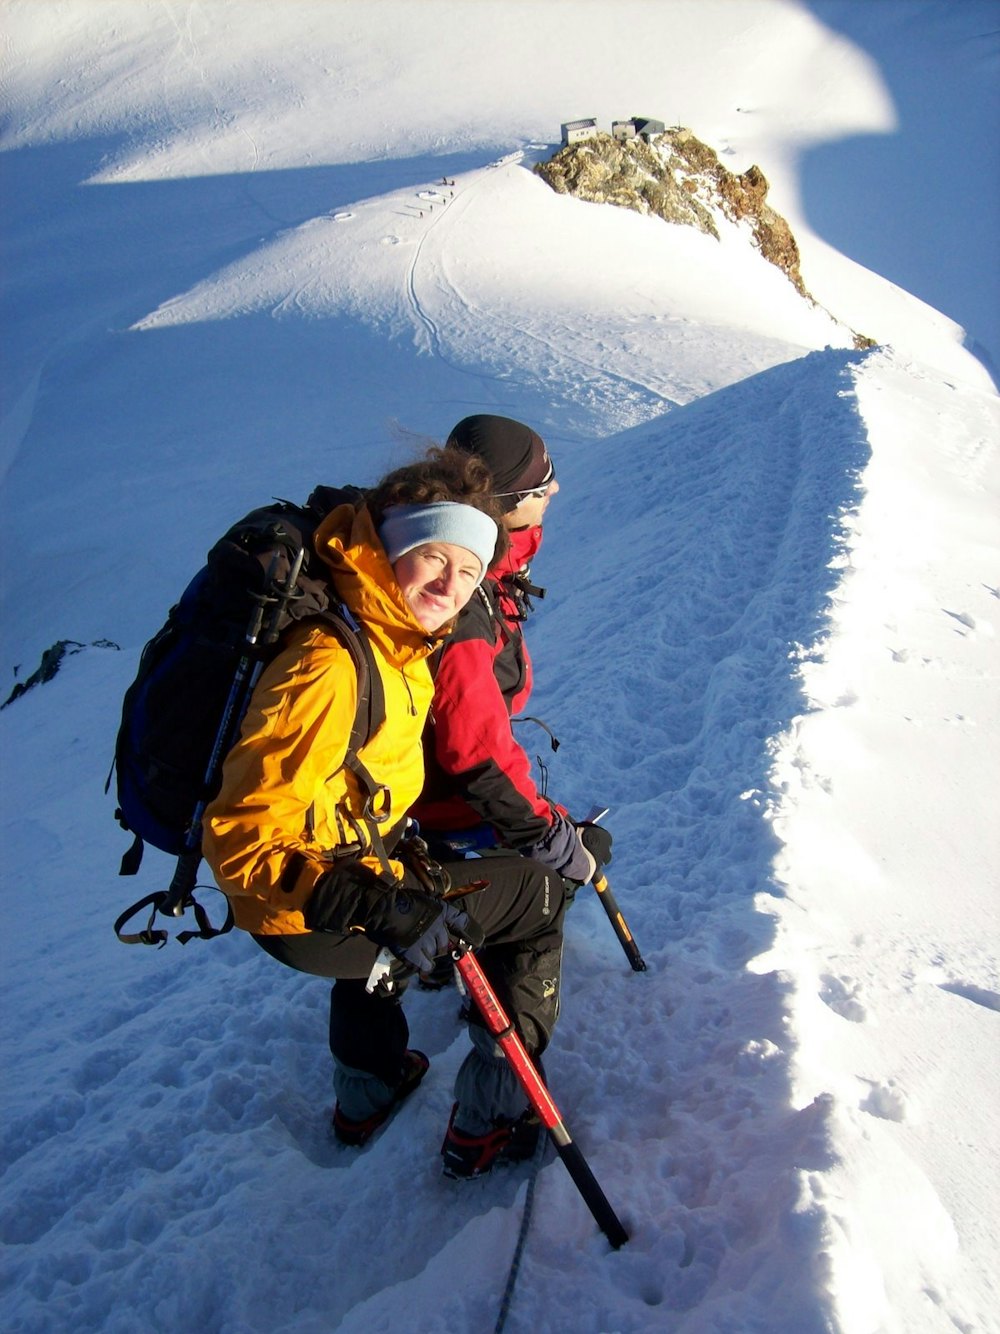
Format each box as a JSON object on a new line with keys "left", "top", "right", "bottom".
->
{"left": 757, "top": 349, "right": 1000, "bottom": 1333}
{"left": 503, "top": 348, "right": 874, "bottom": 1332}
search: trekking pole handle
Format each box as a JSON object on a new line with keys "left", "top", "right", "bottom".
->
{"left": 259, "top": 546, "right": 306, "bottom": 647}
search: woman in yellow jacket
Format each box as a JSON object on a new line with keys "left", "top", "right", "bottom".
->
{"left": 203, "top": 449, "right": 568, "bottom": 1178}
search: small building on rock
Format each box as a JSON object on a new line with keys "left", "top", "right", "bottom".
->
{"left": 560, "top": 118, "right": 599, "bottom": 147}
{"left": 612, "top": 117, "right": 666, "bottom": 143}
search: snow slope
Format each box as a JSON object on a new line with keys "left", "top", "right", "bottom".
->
{"left": 1, "top": 3, "right": 998, "bottom": 1332}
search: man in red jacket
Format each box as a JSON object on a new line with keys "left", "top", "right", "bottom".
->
{"left": 414, "top": 414, "right": 611, "bottom": 887}
{"left": 412, "top": 415, "right": 613, "bottom": 1178}
{"left": 410, "top": 413, "right": 616, "bottom": 1179}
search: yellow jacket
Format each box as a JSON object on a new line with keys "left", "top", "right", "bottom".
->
{"left": 202, "top": 504, "right": 441, "bottom": 936}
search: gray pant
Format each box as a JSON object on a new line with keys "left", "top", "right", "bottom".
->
{"left": 453, "top": 941, "right": 562, "bottom": 1132}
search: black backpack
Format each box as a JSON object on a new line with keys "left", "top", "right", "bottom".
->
{"left": 112, "top": 485, "right": 386, "bottom": 945}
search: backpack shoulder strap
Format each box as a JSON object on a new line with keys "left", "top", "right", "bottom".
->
{"left": 312, "top": 600, "right": 395, "bottom": 875}
{"left": 316, "top": 601, "right": 385, "bottom": 752}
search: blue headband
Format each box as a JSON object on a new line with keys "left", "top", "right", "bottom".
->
{"left": 377, "top": 501, "right": 498, "bottom": 585}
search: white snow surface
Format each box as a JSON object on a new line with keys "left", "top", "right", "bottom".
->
{"left": 1, "top": 3, "right": 998, "bottom": 1332}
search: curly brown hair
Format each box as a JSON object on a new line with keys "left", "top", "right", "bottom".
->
{"left": 367, "top": 446, "right": 509, "bottom": 567}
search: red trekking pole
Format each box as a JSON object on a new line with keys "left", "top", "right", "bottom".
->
{"left": 453, "top": 947, "right": 629, "bottom": 1250}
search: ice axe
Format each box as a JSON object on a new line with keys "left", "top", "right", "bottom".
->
{"left": 364, "top": 931, "right": 629, "bottom": 1248}
{"left": 591, "top": 872, "right": 646, "bottom": 972}
{"left": 580, "top": 807, "right": 646, "bottom": 972}
{"left": 452, "top": 946, "right": 629, "bottom": 1249}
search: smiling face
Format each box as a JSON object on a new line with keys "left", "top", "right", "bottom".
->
{"left": 392, "top": 541, "right": 483, "bottom": 632}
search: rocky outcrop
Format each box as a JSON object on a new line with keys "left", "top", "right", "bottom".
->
{"left": 535, "top": 128, "right": 806, "bottom": 292}
{"left": 536, "top": 130, "right": 720, "bottom": 236}
{"left": 534, "top": 128, "right": 877, "bottom": 347}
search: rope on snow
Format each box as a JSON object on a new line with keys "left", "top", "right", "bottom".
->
{"left": 493, "top": 1135, "right": 549, "bottom": 1334}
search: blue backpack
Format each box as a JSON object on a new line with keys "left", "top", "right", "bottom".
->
{"left": 112, "top": 487, "right": 385, "bottom": 944}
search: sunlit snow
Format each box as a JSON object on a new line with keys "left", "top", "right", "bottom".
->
{"left": 2, "top": 4, "right": 997, "bottom": 1332}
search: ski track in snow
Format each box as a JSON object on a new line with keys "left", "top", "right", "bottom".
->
{"left": 404, "top": 160, "right": 677, "bottom": 429}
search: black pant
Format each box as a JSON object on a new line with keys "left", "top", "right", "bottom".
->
{"left": 254, "top": 854, "right": 565, "bottom": 1088}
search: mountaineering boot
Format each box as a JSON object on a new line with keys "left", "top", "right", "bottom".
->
{"left": 505, "top": 1108, "right": 542, "bottom": 1162}
{"left": 440, "top": 1103, "right": 542, "bottom": 1179}
{"left": 333, "top": 1049, "right": 429, "bottom": 1146}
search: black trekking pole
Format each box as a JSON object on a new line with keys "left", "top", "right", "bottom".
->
{"left": 591, "top": 873, "right": 646, "bottom": 972}
{"left": 453, "top": 947, "right": 629, "bottom": 1250}
{"left": 158, "top": 547, "right": 307, "bottom": 922}
{"left": 579, "top": 807, "right": 646, "bottom": 973}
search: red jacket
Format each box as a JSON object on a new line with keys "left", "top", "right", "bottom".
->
{"left": 413, "top": 526, "right": 552, "bottom": 842}
{"left": 414, "top": 525, "right": 594, "bottom": 882}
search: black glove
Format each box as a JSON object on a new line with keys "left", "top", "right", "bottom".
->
{"left": 304, "top": 860, "right": 484, "bottom": 969}
{"left": 396, "top": 900, "right": 484, "bottom": 974}
{"left": 576, "top": 821, "right": 613, "bottom": 874}
{"left": 303, "top": 860, "right": 400, "bottom": 934}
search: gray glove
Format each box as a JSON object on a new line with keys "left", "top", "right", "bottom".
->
{"left": 524, "top": 809, "right": 595, "bottom": 882}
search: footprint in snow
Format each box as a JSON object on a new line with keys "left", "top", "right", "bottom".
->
{"left": 942, "top": 608, "right": 980, "bottom": 634}
{"left": 819, "top": 973, "right": 867, "bottom": 1023}
{"left": 938, "top": 980, "right": 1000, "bottom": 1013}
{"left": 860, "top": 1078, "right": 909, "bottom": 1122}
{"left": 735, "top": 1038, "right": 783, "bottom": 1074}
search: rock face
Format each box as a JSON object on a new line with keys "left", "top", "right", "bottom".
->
{"left": 535, "top": 128, "right": 807, "bottom": 292}
{"left": 534, "top": 128, "right": 876, "bottom": 348}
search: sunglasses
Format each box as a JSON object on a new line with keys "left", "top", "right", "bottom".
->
{"left": 494, "top": 462, "right": 556, "bottom": 503}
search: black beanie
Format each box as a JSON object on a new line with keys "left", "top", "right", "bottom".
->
{"left": 446, "top": 415, "right": 550, "bottom": 512}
